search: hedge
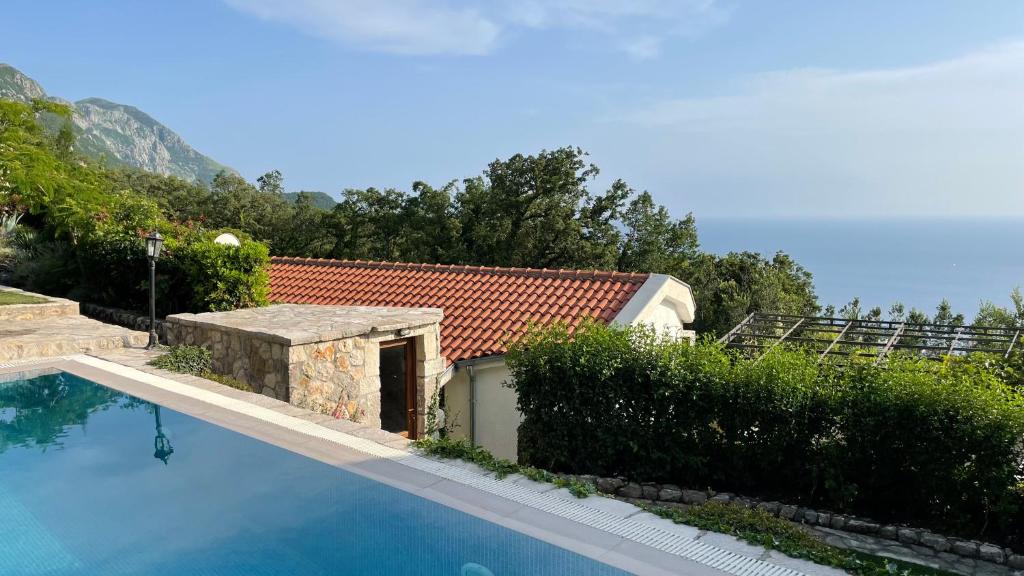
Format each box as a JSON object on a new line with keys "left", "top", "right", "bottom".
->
{"left": 505, "top": 321, "right": 1024, "bottom": 546}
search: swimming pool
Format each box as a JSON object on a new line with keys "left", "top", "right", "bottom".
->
{"left": 0, "top": 370, "right": 629, "bottom": 576}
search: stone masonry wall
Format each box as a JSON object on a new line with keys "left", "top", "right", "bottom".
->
{"left": 165, "top": 322, "right": 291, "bottom": 399}
{"left": 288, "top": 323, "right": 444, "bottom": 436}
{"left": 80, "top": 303, "right": 167, "bottom": 342}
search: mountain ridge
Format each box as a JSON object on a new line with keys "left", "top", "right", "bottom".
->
{"left": 0, "top": 63, "right": 234, "bottom": 183}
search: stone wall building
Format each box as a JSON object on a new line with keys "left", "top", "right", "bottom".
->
{"left": 166, "top": 304, "right": 444, "bottom": 438}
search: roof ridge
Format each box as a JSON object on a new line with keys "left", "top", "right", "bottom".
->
{"left": 270, "top": 256, "right": 650, "bottom": 283}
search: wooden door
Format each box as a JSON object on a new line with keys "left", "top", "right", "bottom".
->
{"left": 379, "top": 338, "right": 417, "bottom": 438}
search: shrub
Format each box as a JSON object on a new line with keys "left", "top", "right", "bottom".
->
{"left": 149, "top": 345, "right": 211, "bottom": 375}
{"left": 165, "top": 231, "right": 270, "bottom": 312}
{"left": 506, "top": 321, "right": 1024, "bottom": 545}
{"left": 148, "top": 345, "right": 252, "bottom": 392}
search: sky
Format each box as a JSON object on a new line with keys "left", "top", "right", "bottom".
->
{"left": 3, "top": 1, "right": 1023, "bottom": 218}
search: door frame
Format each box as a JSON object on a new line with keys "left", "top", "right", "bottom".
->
{"left": 379, "top": 337, "right": 417, "bottom": 439}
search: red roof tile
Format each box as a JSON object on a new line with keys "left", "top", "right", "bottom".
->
{"left": 269, "top": 258, "right": 650, "bottom": 364}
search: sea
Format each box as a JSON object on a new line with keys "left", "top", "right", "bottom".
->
{"left": 696, "top": 217, "right": 1024, "bottom": 319}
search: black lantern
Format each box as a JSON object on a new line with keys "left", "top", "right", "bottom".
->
{"left": 144, "top": 231, "right": 163, "bottom": 349}
{"left": 153, "top": 406, "right": 174, "bottom": 464}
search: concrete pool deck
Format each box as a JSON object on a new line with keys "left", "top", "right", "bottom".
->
{"left": 0, "top": 353, "right": 843, "bottom": 576}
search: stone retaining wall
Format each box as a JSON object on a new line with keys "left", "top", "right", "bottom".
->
{"left": 566, "top": 475, "right": 1022, "bottom": 569}
{"left": 80, "top": 303, "right": 166, "bottom": 341}
{"left": 0, "top": 287, "right": 78, "bottom": 321}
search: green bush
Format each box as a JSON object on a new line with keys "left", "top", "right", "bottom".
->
{"left": 149, "top": 345, "right": 211, "bottom": 375}
{"left": 148, "top": 345, "right": 252, "bottom": 392}
{"left": 506, "top": 321, "right": 1024, "bottom": 546}
{"left": 165, "top": 231, "right": 270, "bottom": 312}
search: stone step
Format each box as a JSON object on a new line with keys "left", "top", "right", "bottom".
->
{"left": 0, "top": 316, "right": 149, "bottom": 362}
{"left": 0, "top": 287, "right": 79, "bottom": 322}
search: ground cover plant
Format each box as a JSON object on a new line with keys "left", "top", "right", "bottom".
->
{"left": 646, "top": 502, "right": 959, "bottom": 576}
{"left": 414, "top": 437, "right": 595, "bottom": 498}
{"left": 149, "top": 345, "right": 251, "bottom": 391}
{"left": 506, "top": 321, "right": 1024, "bottom": 547}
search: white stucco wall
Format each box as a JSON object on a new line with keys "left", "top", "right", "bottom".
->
{"left": 443, "top": 360, "right": 521, "bottom": 461}
{"left": 444, "top": 369, "right": 472, "bottom": 441}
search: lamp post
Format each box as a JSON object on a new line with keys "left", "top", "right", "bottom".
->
{"left": 144, "top": 231, "right": 164, "bottom": 349}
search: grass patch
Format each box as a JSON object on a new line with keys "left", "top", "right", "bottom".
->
{"left": 645, "top": 502, "right": 959, "bottom": 576}
{"left": 413, "top": 437, "right": 596, "bottom": 498}
{"left": 0, "top": 291, "right": 48, "bottom": 305}
{"left": 149, "top": 345, "right": 252, "bottom": 392}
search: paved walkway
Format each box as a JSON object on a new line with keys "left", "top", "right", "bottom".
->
{"left": 0, "top": 315, "right": 147, "bottom": 361}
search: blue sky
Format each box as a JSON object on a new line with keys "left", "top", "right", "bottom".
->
{"left": 3, "top": 1, "right": 1023, "bottom": 218}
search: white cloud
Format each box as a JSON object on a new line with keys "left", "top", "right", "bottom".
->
{"left": 223, "top": 0, "right": 500, "bottom": 55}
{"left": 608, "top": 42, "right": 1024, "bottom": 217}
{"left": 224, "top": 0, "right": 728, "bottom": 57}
{"left": 620, "top": 35, "right": 662, "bottom": 61}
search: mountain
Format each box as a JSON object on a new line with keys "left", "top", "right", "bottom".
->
{"left": 282, "top": 191, "right": 337, "bottom": 210}
{"left": 0, "top": 63, "right": 233, "bottom": 183}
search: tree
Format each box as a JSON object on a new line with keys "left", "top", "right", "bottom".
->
{"left": 328, "top": 187, "right": 406, "bottom": 261}
{"left": 395, "top": 181, "right": 464, "bottom": 264}
{"left": 256, "top": 169, "right": 284, "bottom": 195}
{"left": 617, "top": 190, "right": 698, "bottom": 274}
{"left": 207, "top": 171, "right": 290, "bottom": 245}
{"left": 104, "top": 168, "right": 211, "bottom": 223}
{"left": 272, "top": 192, "right": 334, "bottom": 257}
{"left": 685, "top": 251, "right": 820, "bottom": 336}
{"left": 975, "top": 288, "right": 1024, "bottom": 329}
{"left": 456, "top": 147, "right": 605, "bottom": 268}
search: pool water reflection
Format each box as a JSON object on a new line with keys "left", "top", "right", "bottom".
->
{"left": 0, "top": 371, "right": 628, "bottom": 576}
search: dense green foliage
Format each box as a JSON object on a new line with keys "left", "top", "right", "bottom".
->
{"left": 506, "top": 321, "right": 1024, "bottom": 545}
{"left": 169, "top": 232, "right": 270, "bottom": 311}
{"left": 647, "top": 502, "right": 957, "bottom": 576}
{"left": 0, "top": 99, "right": 270, "bottom": 313}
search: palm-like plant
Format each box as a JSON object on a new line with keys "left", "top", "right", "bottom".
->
{"left": 0, "top": 211, "right": 22, "bottom": 238}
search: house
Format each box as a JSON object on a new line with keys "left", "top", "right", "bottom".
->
{"left": 270, "top": 257, "right": 696, "bottom": 460}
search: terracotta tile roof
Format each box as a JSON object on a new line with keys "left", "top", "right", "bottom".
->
{"left": 269, "top": 258, "right": 650, "bottom": 364}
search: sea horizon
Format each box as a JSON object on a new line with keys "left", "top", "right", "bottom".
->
{"left": 696, "top": 216, "right": 1024, "bottom": 318}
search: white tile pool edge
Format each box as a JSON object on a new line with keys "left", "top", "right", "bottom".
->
{"left": 49, "top": 354, "right": 815, "bottom": 576}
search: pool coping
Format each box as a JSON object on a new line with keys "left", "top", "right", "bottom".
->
{"left": 0, "top": 355, "right": 833, "bottom": 576}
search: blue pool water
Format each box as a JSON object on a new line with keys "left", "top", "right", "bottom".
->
{"left": 0, "top": 371, "right": 628, "bottom": 576}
